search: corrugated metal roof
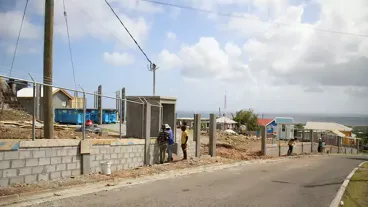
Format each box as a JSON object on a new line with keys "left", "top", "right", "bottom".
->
{"left": 17, "top": 87, "right": 73, "bottom": 99}
{"left": 332, "top": 130, "right": 346, "bottom": 137}
{"left": 216, "top": 117, "right": 237, "bottom": 124}
{"left": 304, "top": 122, "right": 352, "bottom": 132}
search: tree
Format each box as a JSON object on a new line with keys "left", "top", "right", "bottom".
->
{"left": 232, "top": 109, "right": 259, "bottom": 131}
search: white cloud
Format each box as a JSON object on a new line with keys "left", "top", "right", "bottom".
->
{"left": 224, "top": 42, "right": 242, "bottom": 57}
{"left": 28, "top": 0, "right": 150, "bottom": 49}
{"left": 155, "top": 49, "right": 182, "bottom": 70}
{"left": 166, "top": 32, "right": 176, "bottom": 40}
{"left": 0, "top": 11, "right": 41, "bottom": 40}
{"left": 103, "top": 52, "right": 134, "bottom": 66}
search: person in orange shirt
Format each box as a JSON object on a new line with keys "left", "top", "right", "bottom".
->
{"left": 181, "top": 125, "right": 188, "bottom": 160}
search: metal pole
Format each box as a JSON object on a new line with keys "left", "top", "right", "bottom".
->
{"left": 153, "top": 68, "right": 156, "bottom": 96}
{"left": 97, "top": 85, "right": 102, "bottom": 125}
{"left": 32, "top": 82, "right": 36, "bottom": 141}
{"left": 119, "top": 98, "right": 122, "bottom": 139}
{"left": 43, "top": 0, "right": 54, "bottom": 139}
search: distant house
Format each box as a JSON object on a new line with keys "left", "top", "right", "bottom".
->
{"left": 257, "top": 117, "right": 295, "bottom": 139}
{"left": 16, "top": 87, "right": 74, "bottom": 121}
{"left": 216, "top": 116, "right": 237, "bottom": 130}
{"left": 304, "top": 122, "right": 355, "bottom": 145}
{"left": 176, "top": 117, "right": 210, "bottom": 129}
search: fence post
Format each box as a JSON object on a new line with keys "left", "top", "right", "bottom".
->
{"left": 310, "top": 130, "right": 314, "bottom": 153}
{"left": 194, "top": 114, "right": 201, "bottom": 158}
{"left": 301, "top": 142, "right": 304, "bottom": 153}
{"left": 209, "top": 114, "right": 216, "bottom": 157}
{"left": 357, "top": 139, "right": 359, "bottom": 154}
{"left": 337, "top": 136, "right": 341, "bottom": 153}
{"left": 144, "top": 102, "right": 151, "bottom": 165}
{"left": 82, "top": 91, "right": 86, "bottom": 140}
{"left": 261, "top": 126, "right": 266, "bottom": 155}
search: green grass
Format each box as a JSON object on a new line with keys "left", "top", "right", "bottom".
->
{"left": 342, "top": 164, "right": 368, "bottom": 207}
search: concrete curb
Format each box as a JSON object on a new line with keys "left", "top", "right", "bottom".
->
{"left": 329, "top": 161, "right": 367, "bottom": 207}
{"left": 0, "top": 155, "right": 320, "bottom": 207}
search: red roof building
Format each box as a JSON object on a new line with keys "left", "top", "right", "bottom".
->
{"left": 257, "top": 118, "right": 274, "bottom": 126}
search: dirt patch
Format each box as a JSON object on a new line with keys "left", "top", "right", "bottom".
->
{"left": 0, "top": 109, "right": 31, "bottom": 121}
{"left": 0, "top": 157, "right": 233, "bottom": 197}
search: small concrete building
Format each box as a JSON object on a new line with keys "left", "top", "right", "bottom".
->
{"left": 258, "top": 117, "right": 295, "bottom": 139}
{"left": 16, "top": 87, "right": 74, "bottom": 121}
{"left": 216, "top": 116, "right": 237, "bottom": 130}
{"left": 125, "top": 96, "right": 176, "bottom": 139}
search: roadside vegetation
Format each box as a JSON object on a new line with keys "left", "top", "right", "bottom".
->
{"left": 342, "top": 162, "right": 368, "bottom": 207}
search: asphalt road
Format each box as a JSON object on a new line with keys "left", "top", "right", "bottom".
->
{"left": 32, "top": 155, "right": 367, "bottom": 207}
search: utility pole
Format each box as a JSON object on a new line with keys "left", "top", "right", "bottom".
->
{"left": 43, "top": 0, "right": 54, "bottom": 139}
{"left": 149, "top": 63, "right": 158, "bottom": 96}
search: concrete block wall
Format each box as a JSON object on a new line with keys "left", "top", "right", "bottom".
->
{"left": 266, "top": 142, "right": 358, "bottom": 157}
{"left": 0, "top": 146, "right": 81, "bottom": 188}
{"left": 90, "top": 145, "right": 145, "bottom": 173}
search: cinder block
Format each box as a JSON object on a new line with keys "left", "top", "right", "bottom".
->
{"left": 19, "top": 151, "right": 32, "bottom": 159}
{"left": 0, "top": 152, "right": 3, "bottom": 160}
{"left": 103, "top": 154, "right": 111, "bottom": 160}
{"left": 0, "top": 178, "right": 9, "bottom": 187}
{"left": 71, "top": 169, "right": 81, "bottom": 176}
{"left": 19, "top": 167, "right": 32, "bottom": 176}
{"left": 57, "top": 149, "right": 68, "bottom": 156}
{"left": 113, "top": 160, "right": 119, "bottom": 165}
{"left": 56, "top": 164, "right": 66, "bottom": 171}
{"left": 4, "top": 151, "right": 19, "bottom": 160}
{"left": 72, "top": 156, "right": 81, "bottom": 163}
{"left": 110, "top": 165, "right": 117, "bottom": 171}
{"left": 67, "top": 163, "right": 77, "bottom": 170}
{"left": 50, "top": 171, "right": 61, "bottom": 180}
{"left": 117, "top": 153, "right": 124, "bottom": 159}
{"left": 45, "top": 149, "right": 57, "bottom": 157}
{"left": 95, "top": 154, "right": 103, "bottom": 161}
{"left": 24, "top": 174, "right": 37, "bottom": 184}
{"left": 0, "top": 160, "right": 10, "bottom": 169}
{"left": 32, "top": 151, "right": 46, "bottom": 158}
{"left": 67, "top": 149, "right": 78, "bottom": 156}
{"left": 111, "top": 154, "right": 118, "bottom": 159}
{"left": 61, "top": 170, "right": 71, "bottom": 178}
{"left": 0, "top": 170, "right": 2, "bottom": 178}
{"left": 10, "top": 176, "right": 24, "bottom": 185}
{"left": 39, "top": 158, "right": 51, "bottom": 165}
{"left": 116, "top": 164, "right": 123, "bottom": 170}
{"left": 3, "top": 169, "right": 17, "bottom": 177}
{"left": 121, "top": 158, "right": 127, "bottom": 164}
{"left": 123, "top": 163, "right": 129, "bottom": 169}
{"left": 44, "top": 165, "right": 56, "bottom": 173}
{"left": 127, "top": 147, "right": 133, "bottom": 153}
{"left": 114, "top": 147, "right": 121, "bottom": 153}
{"left": 76, "top": 162, "right": 81, "bottom": 169}
{"left": 62, "top": 156, "right": 72, "bottom": 163}
{"left": 32, "top": 166, "right": 44, "bottom": 174}
{"left": 129, "top": 153, "right": 135, "bottom": 158}
{"left": 25, "top": 159, "right": 39, "bottom": 167}
{"left": 123, "top": 153, "right": 129, "bottom": 158}
{"left": 51, "top": 157, "right": 62, "bottom": 164}
{"left": 133, "top": 157, "right": 138, "bottom": 162}
{"left": 91, "top": 148, "right": 99, "bottom": 154}
{"left": 38, "top": 173, "right": 49, "bottom": 182}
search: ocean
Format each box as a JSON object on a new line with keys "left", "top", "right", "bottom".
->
{"left": 176, "top": 111, "right": 368, "bottom": 127}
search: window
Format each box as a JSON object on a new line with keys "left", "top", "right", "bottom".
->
{"left": 282, "top": 124, "right": 286, "bottom": 132}
{"left": 62, "top": 101, "right": 67, "bottom": 107}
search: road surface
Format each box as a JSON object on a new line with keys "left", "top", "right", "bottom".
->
{"left": 31, "top": 155, "right": 367, "bottom": 207}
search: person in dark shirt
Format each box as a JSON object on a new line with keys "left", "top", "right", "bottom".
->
{"left": 157, "top": 125, "right": 169, "bottom": 164}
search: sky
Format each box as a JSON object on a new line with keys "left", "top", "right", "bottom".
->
{"left": 0, "top": 0, "right": 368, "bottom": 115}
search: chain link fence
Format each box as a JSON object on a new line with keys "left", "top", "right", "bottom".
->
{"left": 0, "top": 74, "right": 144, "bottom": 140}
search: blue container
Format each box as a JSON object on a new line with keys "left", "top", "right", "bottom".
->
{"left": 104, "top": 109, "right": 117, "bottom": 124}
{"left": 54, "top": 108, "right": 90, "bottom": 125}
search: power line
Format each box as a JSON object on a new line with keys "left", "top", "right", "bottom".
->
{"left": 62, "top": 0, "right": 77, "bottom": 91}
{"left": 9, "top": 0, "right": 29, "bottom": 77}
{"left": 104, "top": 0, "right": 153, "bottom": 64}
{"left": 139, "top": 0, "right": 368, "bottom": 38}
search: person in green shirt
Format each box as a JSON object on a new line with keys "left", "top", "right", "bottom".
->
{"left": 318, "top": 138, "right": 323, "bottom": 153}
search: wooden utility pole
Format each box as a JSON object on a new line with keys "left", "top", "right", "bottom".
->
{"left": 43, "top": 0, "right": 54, "bottom": 139}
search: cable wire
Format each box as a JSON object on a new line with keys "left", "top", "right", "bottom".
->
{"left": 62, "top": 0, "right": 78, "bottom": 91}
{"left": 9, "top": 0, "right": 29, "bottom": 77}
{"left": 139, "top": 0, "right": 368, "bottom": 38}
{"left": 104, "top": 0, "right": 153, "bottom": 64}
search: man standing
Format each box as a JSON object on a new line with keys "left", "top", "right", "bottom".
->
{"left": 181, "top": 125, "right": 188, "bottom": 160}
{"left": 165, "top": 124, "right": 174, "bottom": 162}
{"left": 318, "top": 138, "right": 323, "bottom": 153}
{"left": 157, "top": 125, "right": 169, "bottom": 164}
{"left": 287, "top": 138, "right": 296, "bottom": 156}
